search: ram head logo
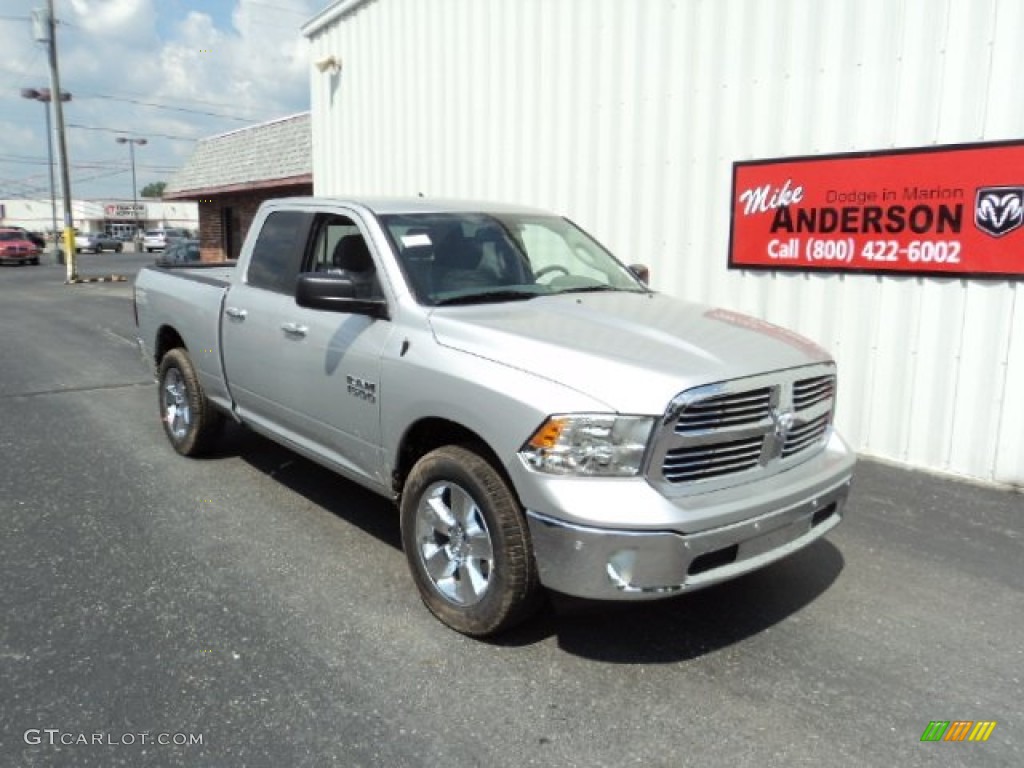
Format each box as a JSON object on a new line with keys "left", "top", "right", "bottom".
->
{"left": 975, "top": 187, "right": 1024, "bottom": 238}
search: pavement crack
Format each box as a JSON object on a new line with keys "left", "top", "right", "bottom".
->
{"left": 0, "top": 380, "right": 155, "bottom": 400}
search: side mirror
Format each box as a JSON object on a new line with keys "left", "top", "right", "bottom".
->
{"left": 628, "top": 263, "right": 650, "bottom": 285}
{"left": 295, "top": 273, "right": 389, "bottom": 319}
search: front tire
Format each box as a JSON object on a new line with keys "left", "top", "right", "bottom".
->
{"left": 157, "top": 348, "right": 223, "bottom": 456}
{"left": 401, "top": 445, "right": 541, "bottom": 636}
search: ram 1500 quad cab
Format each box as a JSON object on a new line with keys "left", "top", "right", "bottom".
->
{"left": 134, "top": 197, "right": 855, "bottom": 636}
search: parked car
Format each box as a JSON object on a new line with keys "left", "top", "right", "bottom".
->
{"left": 157, "top": 238, "right": 201, "bottom": 264}
{"left": 143, "top": 228, "right": 190, "bottom": 252}
{"left": 0, "top": 228, "right": 42, "bottom": 265}
{"left": 134, "top": 197, "right": 856, "bottom": 638}
{"left": 8, "top": 227, "right": 47, "bottom": 250}
{"left": 76, "top": 232, "right": 123, "bottom": 253}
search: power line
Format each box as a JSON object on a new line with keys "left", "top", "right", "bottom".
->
{"left": 0, "top": 45, "right": 44, "bottom": 94}
{"left": 74, "top": 92, "right": 259, "bottom": 122}
{"left": 72, "top": 167, "right": 130, "bottom": 184}
{"left": 0, "top": 153, "right": 49, "bottom": 163}
{"left": 71, "top": 86, "right": 275, "bottom": 114}
{"left": 0, "top": 177, "right": 52, "bottom": 197}
{"left": 0, "top": 157, "right": 179, "bottom": 174}
{"left": 66, "top": 123, "right": 201, "bottom": 143}
{"left": 0, "top": 167, "right": 130, "bottom": 198}
{"left": 0, "top": 14, "right": 77, "bottom": 26}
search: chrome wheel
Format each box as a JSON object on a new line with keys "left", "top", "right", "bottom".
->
{"left": 162, "top": 367, "right": 191, "bottom": 441}
{"left": 401, "top": 445, "right": 541, "bottom": 636}
{"left": 414, "top": 480, "right": 495, "bottom": 606}
{"left": 157, "top": 348, "right": 223, "bottom": 456}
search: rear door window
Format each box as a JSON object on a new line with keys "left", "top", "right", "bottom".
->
{"left": 246, "top": 211, "right": 314, "bottom": 294}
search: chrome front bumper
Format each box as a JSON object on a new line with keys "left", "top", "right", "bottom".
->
{"left": 526, "top": 472, "right": 852, "bottom": 600}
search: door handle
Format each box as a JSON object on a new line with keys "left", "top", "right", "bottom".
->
{"left": 224, "top": 306, "right": 247, "bottom": 319}
{"left": 280, "top": 322, "right": 308, "bottom": 338}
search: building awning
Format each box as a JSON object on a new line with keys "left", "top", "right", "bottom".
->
{"left": 163, "top": 174, "right": 313, "bottom": 201}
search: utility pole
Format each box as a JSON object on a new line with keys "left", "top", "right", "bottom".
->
{"left": 34, "top": 1, "right": 76, "bottom": 281}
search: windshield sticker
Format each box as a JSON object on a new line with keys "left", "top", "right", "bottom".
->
{"left": 401, "top": 233, "right": 432, "bottom": 247}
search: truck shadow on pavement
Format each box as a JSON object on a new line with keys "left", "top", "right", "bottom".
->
{"left": 216, "top": 423, "right": 403, "bottom": 550}
{"left": 214, "top": 423, "right": 846, "bottom": 663}
{"left": 516, "top": 540, "right": 845, "bottom": 662}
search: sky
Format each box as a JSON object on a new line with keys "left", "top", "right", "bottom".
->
{"left": 0, "top": 0, "right": 329, "bottom": 206}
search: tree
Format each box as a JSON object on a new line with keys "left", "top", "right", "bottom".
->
{"left": 140, "top": 181, "right": 167, "bottom": 198}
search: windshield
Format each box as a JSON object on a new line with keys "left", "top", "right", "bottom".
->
{"left": 378, "top": 212, "right": 647, "bottom": 305}
{"left": 0, "top": 232, "right": 23, "bottom": 241}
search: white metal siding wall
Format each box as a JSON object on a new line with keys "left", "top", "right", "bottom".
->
{"left": 307, "top": 0, "right": 1024, "bottom": 486}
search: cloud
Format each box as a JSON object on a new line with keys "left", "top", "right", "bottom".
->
{"left": 67, "top": 0, "right": 154, "bottom": 36}
{"left": 0, "top": 0, "right": 317, "bottom": 201}
{"left": 155, "top": 1, "right": 310, "bottom": 117}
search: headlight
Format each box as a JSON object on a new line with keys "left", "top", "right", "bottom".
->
{"left": 519, "top": 414, "right": 655, "bottom": 476}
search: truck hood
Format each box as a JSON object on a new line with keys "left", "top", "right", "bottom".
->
{"left": 428, "top": 292, "right": 832, "bottom": 413}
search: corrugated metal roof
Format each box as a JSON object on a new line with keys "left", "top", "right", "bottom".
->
{"left": 301, "top": 0, "right": 374, "bottom": 38}
{"left": 164, "top": 112, "right": 312, "bottom": 198}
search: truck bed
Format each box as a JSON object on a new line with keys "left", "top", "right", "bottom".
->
{"left": 134, "top": 263, "right": 235, "bottom": 410}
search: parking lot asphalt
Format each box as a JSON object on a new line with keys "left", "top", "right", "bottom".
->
{"left": 1, "top": 256, "right": 1021, "bottom": 767}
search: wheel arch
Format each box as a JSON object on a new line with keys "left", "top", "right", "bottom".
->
{"left": 154, "top": 325, "right": 187, "bottom": 366}
{"left": 393, "top": 417, "right": 516, "bottom": 500}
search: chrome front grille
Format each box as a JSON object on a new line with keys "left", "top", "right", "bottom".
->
{"left": 782, "top": 411, "right": 830, "bottom": 457}
{"left": 674, "top": 387, "right": 773, "bottom": 434}
{"left": 662, "top": 436, "right": 764, "bottom": 482}
{"left": 793, "top": 374, "right": 834, "bottom": 410}
{"left": 649, "top": 365, "right": 836, "bottom": 494}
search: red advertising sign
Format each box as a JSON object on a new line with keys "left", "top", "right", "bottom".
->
{"left": 729, "top": 141, "right": 1024, "bottom": 279}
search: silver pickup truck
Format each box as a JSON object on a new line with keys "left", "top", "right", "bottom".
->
{"left": 134, "top": 197, "right": 855, "bottom": 636}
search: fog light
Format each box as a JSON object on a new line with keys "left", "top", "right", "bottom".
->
{"left": 606, "top": 549, "right": 638, "bottom": 589}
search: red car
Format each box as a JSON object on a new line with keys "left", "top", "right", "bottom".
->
{"left": 0, "top": 229, "right": 41, "bottom": 265}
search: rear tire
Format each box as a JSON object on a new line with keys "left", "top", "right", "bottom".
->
{"left": 157, "top": 348, "right": 223, "bottom": 456}
{"left": 401, "top": 445, "right": 541, "bottom": 637}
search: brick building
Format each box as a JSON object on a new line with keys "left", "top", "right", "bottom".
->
{"left": 164, "top": 112, "right": 312, "bottom": 262}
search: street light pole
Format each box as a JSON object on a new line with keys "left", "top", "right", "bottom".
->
{"left": 115, "top": 137, "right": 147, "bottom": 247}
{"left": 42, "top": 96, "right": 56, "bottom": 253}
{"left": 20, "top": 86, "right": 70, "bottom": 263}
{"left": 31, "top": 0, "right": 76, "bottom": 280}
